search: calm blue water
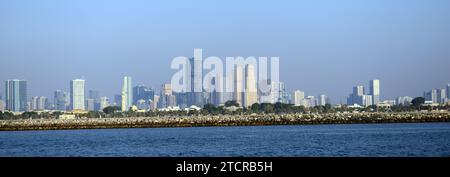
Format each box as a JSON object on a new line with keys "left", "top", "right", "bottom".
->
{"left": 1, "top": 123, "right": 450, "bottom": 157}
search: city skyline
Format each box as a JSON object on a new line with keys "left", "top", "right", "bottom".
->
{"left": 1, "top": 0, "right": 450, "bottom": 104}
{"left": 2, "top": 74, "right": 450, "bottom": 112}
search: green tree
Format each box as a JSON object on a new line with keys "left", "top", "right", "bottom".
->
{"left": 103, "top": 106, "right": 121, "bottom": 115}
{"left": 22, "top": 112, "right": 39, "bottom": 119}
{"left": 225, "top": 100, "right": 240, "bottom": 107}
{"left": 261, "top": 103, "right": 275, "bottom": 114}
{"left": 411, "top": 97, "right": 425, "bottom": 108}
{"left": 203, "top": 103, "right": 217, "bottom": 114}
{"left": 251, "top": 103, "right": 261, "bottom": 113}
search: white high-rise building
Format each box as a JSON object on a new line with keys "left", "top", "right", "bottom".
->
{"left": 446, "top": 84, "right": 450, "bottom": 100}
{"left": 305, "top": 96, "right": 316, "bottom": 107}
{"left": 70, "top": 79, "right": 85, "bottom": 111}
{"left": 293, "top": 90, "right": 305, "bottom": 106}
{"left": 234, "top": 66, "right": 244, "bottom": 107}
{"left": 31, "top": 96, "right": 48, "bottom": 111}
{"left": 244, "top": 64, "right": 258, "bottom": 108}
{"left": 99, "top": 97, "right": 109, "bottom": 111}
{"left": 121, "top": 76, "right": 133, "bottom": 111}
{"left": 396, "top": 96, "right": 413, "bottom": 106}
{"left": 437, "top": 88, "right": 446, "bottom": 104}
{"left": 369, "top": 79, "right": 380, "bottom": 105}
{"left": 361, "top": 95, "right": 373, "bottom": 107}
{"left": 0, "top": 99, "right": 5, "bottom": 111}
{"left": 318, "top": 94, "right": 328, "bottom": 106}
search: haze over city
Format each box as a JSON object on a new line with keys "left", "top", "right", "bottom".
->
{"left": 1, "top": 0, "right": 450, "bottom": 103}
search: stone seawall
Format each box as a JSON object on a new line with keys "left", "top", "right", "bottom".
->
{"left": 1, "top": 112, "right": 450, "bottom": 131}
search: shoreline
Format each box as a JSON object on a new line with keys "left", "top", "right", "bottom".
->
{"left": 1, "top": 112, "right": 449, "bottom": 131}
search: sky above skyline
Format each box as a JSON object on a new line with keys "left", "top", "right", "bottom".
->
{"left": 1, "top": 0, "right": 450, "bottom": 103}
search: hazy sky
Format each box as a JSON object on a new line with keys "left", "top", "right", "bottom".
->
{"left": 1, "top": 0, "right": 449, "bottom": 103}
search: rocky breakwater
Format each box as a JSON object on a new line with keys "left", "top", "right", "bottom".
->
{"left": 1, "top": 112, "right": 450, "bottom": 131}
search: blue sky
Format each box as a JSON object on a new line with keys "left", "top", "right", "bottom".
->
{"left": 1, "top": 0, "right": 450, "bottom": 103}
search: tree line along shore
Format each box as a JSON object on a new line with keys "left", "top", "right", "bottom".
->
{"left": 1, "top": 112, "right": 449, "bottom": 131}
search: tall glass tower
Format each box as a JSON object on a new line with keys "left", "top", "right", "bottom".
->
{"left": 4, "top": 79, "right": 27, "bottom": 112}
{"left": 369, "top": 79, "right": 380, "bottom": 105}
{"left": 121, "top": 76, "right": 133, "bottom": 111}
{"left": 70, "top": 79, "right": 86, "bottom": 111}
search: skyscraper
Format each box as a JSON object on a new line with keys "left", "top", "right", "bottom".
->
{"left": 293, "top": 90, "right": 305, "bottom": 106}
{"left": 244, "top": 64, "right": 258, "bottom": 107}
{"left": 99, "top": 97, "right": 110, "bottom": 111}
{"left": 0, "top": 99, "right": 5, "bottom": 111}
{"left": 88, "top": 90, "right": 100, "bottom": 101}
{"left": 305, "top": 96, "right": 316, "bottom": 107}
{"left": 70, "top": 79, "right": 86, "bottom": 111}
{"left": 86, "top": 98, "right": 95, "bottom": 111}
{"left": 369, "top": 79, "right": 380, "bottom": 105}
{"left": 159, "top": 84, "right": 176, "bottom": 108}
{"left": 347, "top": 85, "right": 364, "bottom": 105}
{"left": 114, "top": 94, "right": 122, "bottom": 106}
{"left": 447, "top": 84, "right": 450, "bottom": 99}
{"left": 209, "top": 73, "right": 224, "bottom": 106}
{"left": 185, "top": 57, "right": 204, "bottom": 107}
{"left": 437, "top": 88, "right": 446, "bottom": 103}
{"left": 121, "top": 76, "right": 133, "bottom": 111}
{"left": 234, "top": 65, "right": 244, "bottom": 107}
{"left": 267, "top": 81, "right": 281, "bottom": 104}
{"left": 133, "top": 85, "right": 154, "bottom": 104}
{"left": 54, "top": 90, "right": 68, "bottom": 111}
{"left": 318, "top": 94, "right": 328, "bottom": 106}
{"left": 31, "top": 96, "right": 48, "bottom": 111}
{"left": 4, "top": 79, "right": 27, "bottom": 112}
{"left": 278, "top": 82, "right": 288, "bottom": 104}
{"left": 361, "top": 95, "right": 373, "bottom": 107}
{"left": 424, "top": 89, "right": 438, "bottom": 103}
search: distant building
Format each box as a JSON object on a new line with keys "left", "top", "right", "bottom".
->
{"left": 185, "top": 57, "right": 204, "bottom": 107}
{"left": 347, "top": 85, "right": 364, "bottom": 105}
{"left": 86, "top": 98, "right": 95, "bottom": 111}
{"left": 135, "top": 99, "right": 147, "bottom": 110}
{"left": 121, "top": 76, "right": 133, "bottom": 111}
{"left": 424, "top": 89, "right": 438, "bottom": 103}
{"left": 361, "top": 95, "right": 373, "bottom": 107}
{"left": 150, "top": 95, "right": 159, "bottom": 111}
{"left": 293, "top": 90, "right": 305, "bottom": 106}
{"left": 380, "top": 100, "right": 396, "bottom": 106}
{"left": 369, "top": 79, "right": 380, "bottom": 105}
{"left": 244, "top": 64, "right": 258, "bottom": 107}
{"left": 88, "top": 90, "right": 100, "bottom": 101}
{"left": 396, "top": 96, "right": 413, "bottom": 106}
{"left": 0, "top": 99, "right": 5, "bottom": 111}
{"left": 70, "top": 79, "right": 86, "bottom": 111}
{"left": 99, "top": 97, "right": 109, "bottom": 111}
{"left": 234, "top": 65, "right": 244, "bottom": 107}
{"left": 113, "top": 94, "right": 122, "bottom": 106}
{"left": 278, "top": 82, "right": 288, "bottom": 104}
{"left": 305, "top": 96, "right": 316, "bottom": 107}
{"left": 31, "top": 96, "right": 48, "bottom": 111}
{"left": 318, "top": 94, "right": 329, "bottom": 106}
{"left": 133, "top": 85, "right": 154, "bottom": 105}
{"left": 447, "top": 84, "right": 450, "bottom": 99}
{"left": 159, "top": 84, "right": 177, "bottom": 108}
{"left": 437, "top": 88, "right": 446, "bottom": 104}
{"left": 4, "top": 79, "right": 27, "bottom": 112}
{"left": 54, "top": 90, "right": 69, "bottom": 111}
